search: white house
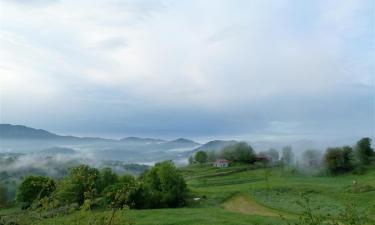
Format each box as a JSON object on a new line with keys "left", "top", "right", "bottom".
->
{"left": 213, "top": 159, "right": 229, "bottom": 168}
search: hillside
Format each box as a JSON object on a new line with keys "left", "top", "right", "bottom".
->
{"left": 4, "top": 164, "right": 374, "bottom": 225}
{"left": 193, "top": 140, "right": 238, "bottom": 152}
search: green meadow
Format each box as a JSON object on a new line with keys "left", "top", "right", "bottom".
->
{"left": 2, "top": 164, "right": 374, "bottom": 225}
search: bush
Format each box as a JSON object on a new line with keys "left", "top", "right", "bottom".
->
{"left": 16, "top": 176, "right": 55, "bottom": 209}
{"left": 142, "top": 161, "right": 188, "bottom": 208}
{"left": 55, "top": 165, "right": 100, "bottom": 206}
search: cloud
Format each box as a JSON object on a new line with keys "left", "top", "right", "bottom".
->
{"left": 0, "top": 0, "right": 374, "bottom": 140}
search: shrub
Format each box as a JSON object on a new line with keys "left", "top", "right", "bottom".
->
{"left": 16, "top": 176, "right": 55, "bottom": 209}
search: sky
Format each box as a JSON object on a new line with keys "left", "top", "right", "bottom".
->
{"left": 0, "top": 0, "right": 374, "bottom": 141}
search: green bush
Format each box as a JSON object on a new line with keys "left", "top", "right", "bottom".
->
{"left": 16, "top": 176, "right": 55, "bottom": 209}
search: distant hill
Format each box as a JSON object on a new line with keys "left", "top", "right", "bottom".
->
{"left": 121, "top": 137, "right": 166, "bottom": 144}
{"left": 156, "top": 138, "right": 200, "bottom": 150}
{"left": 193, "top": 140, "right": 238, "bottom": 152}
{"left": 0, "top": 124, "right": 61, "bottom": 139}
{"left": 38, "top": 147, "right": 78, "bottom": 155}
{"left": 169, "top": 138, "right": 200, "bottom": 145}
{"left": 0, "top": 124, "right": 113, "bottom": 142}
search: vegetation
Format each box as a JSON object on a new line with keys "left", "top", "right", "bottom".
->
{"left": 0, "top": 137, "right": 374, "bottom": 225}
{"left": 16, "top": 176, "right": 55, "bottom": 209}
{"left": 194, "top": 151, "right": 208, "bottom": 164}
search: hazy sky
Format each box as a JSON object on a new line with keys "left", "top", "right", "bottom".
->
{"left": 0, "top": 0, "right": 374, "bottom": 141}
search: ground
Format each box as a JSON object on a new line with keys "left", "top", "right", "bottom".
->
{"left": 1, "top": 164, "right": 375, "bottom": 225}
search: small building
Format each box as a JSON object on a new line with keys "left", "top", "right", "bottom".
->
{"left": 213, "top": 159, "right": 229, "bottom": 168}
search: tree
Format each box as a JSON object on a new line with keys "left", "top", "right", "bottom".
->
{"left": 16, "top": 176, "right": 55, "bottom": 209}
{"left": 302, "top": 149, "right": 321, "bottom": 168}
{"left": 56, "top": 165, "right": 100, "bottom": 206}
{"left": 194, "top": 151, "right": 208, "bottom": 164}
{"left": 266, "top": 148, "right": 279, "bottom": 165}
{"left": 221, "top": 142, "right": 256, "bottom": 163}
{"left": 324, "top": 147, "right": 354, "bottom": 175}
{"left": 99, "top": 167, "right": 118, "bottom": 193}
{"left": 142, "top": 161, "right": 187, "bottom": 208}
{"left": 355, "top": 137, "right": 374, "bottom": 166}
{"left": 342, "top": 146, "right": 354, "bottom": 171}
{"left": 281, "top": 146, "right": 294, "bottom": 165}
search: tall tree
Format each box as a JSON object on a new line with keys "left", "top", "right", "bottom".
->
{"left": 221, "top": 142, "right": 256, "bottom": 163}
{"left": 281, "top": 146, "right": 294, "bottom": 165}
{"left": 194, "top": 151, "right": 208, "bottom": 164}
{"left": 355, "top": 137, "right": 374, "bottom": 165}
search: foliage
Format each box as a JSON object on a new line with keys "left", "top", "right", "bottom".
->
{"left": 16, "top": 176, "right": 55, "bottom": 209}
{"left": 194, "top": 151, "right": 208, "bottom": 164}
{"left": 55, "top": 165, "right": 100, "bottom": 206}
{"left": 355, "top": 137, "right": 374, "bottom": 166}
{"left": 99, "top": 168, "right": 118, "bottom": 193}
{"left": 302, "top": 149, "right": 322, "bottom": 168}
{"left": 324, "top": 147, "right": 354, "bottom": 175}
{"left": 142, "top": 161, "right": 188, "bottom": 208}
{"left": 221, "top": 142, "right": 256, "bottom": 163}
{"left": 281, "top": 146, "right": 294, "bottom": 165}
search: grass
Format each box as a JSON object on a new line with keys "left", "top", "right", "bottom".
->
{"left": 1, "top": 164, "right": 375, "bottom": 224}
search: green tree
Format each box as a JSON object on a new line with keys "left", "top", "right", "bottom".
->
{"left": 99, "top": 167, "right": 118, "bottom": 193}
{"left": 118, "top": 174, "right": 135, "bottom": 185}
{"left": 266, "top": 148, "right": 279, "bottom": 165}
{"left": 194, "top": 151, "right": 208, "bottom": 164}
{"left": 342, "top": 146, "right": 354, "bottom": 171}
{"left": 302, "top": 149, "right": 321, "bottom": 168}
{"left": 56, "top": 165, "right": 100, "bottom": 206}
{"left": 16, "top": 176, "right": 55, "bottom": 209}
{"left": 207, "top": 150, "right": 217, "bottom": 162}
{"left": 142, "top": 161, "right": 188, "bottom": 208}
{"left": 221, "top": 142, "right": 256, "bottom": 163}
{"left": 281, "top": 146, "right": 294, "bottom": 165}
{"left": 355, "top": 137, "right": 374, "bottom": 166}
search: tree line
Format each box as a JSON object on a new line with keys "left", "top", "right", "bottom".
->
{"left": 189, "top": 138, "right": 374, "bottom": 176}
{"left": 10, "top": 161, "right": 188, "bottom": 213}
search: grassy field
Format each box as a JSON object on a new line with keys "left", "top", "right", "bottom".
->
{"left": 1, "top": 164, "right": 375, "bottom": 225}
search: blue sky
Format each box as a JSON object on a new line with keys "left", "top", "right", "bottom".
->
{"left": 0, "top": 0, "right": 374, "bottom": 141}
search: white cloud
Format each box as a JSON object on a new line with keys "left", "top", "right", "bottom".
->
{"left": 0, "top": 0, "right": 373, "bottom": 138}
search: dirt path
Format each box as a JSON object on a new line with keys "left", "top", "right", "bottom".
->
{"left": 222, "top": 193, "right": 292, "bottom": 218}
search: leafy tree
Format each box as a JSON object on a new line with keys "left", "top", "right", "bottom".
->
{"left": 266, "top": 148, "right": 279, "bottom": 165}
{"left": 355, "top": 137, "right": 374, "bottom": 165}
{"left": 281, "top": 146, "right": 294, "bottom": 165}
{"left": 16, "top": 176, "right": 55, "bottom": 209}
{"left": 102, "top": 182, "right": 136, "bottom": 209}
{"left": 221, "top": 142, "right": 256, "bottom": 163}
{"left": 342, "top": 146, "right": 355, "bottom": 171}
{"left": 99, "top": 167, "right": 118, "bottom": 193}
{"left": 302, "top": 149, "right": 321, "bottom": 168}
{"left": 324, "top": 147, "right": 354, "bottom": 175}
{"left": 142, "top": 161, "right": 187, "bottom": 208}
{"left": 56, "top": 165, "right": 100, "bottom": 206}
{"left": 194, "top": 151, "right": 208, "bottom": 164}
{"left": 118, "top": 174, "right": 135, "bottom": 185}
